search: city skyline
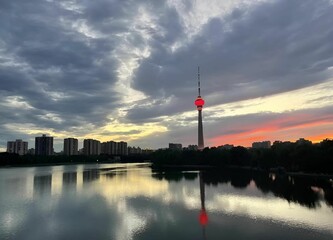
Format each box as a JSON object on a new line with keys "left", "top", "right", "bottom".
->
{"left": 5, "top": 135, "right": 136, "bottom": 155}
{"left": 1, "top": 0, "right": 333, "bottom": 152}
{"left": 4, "top": 134, "right": 329, "bottom": 154}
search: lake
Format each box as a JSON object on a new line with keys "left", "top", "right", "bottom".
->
{"left": 0, "top": 163, "right": 332, "bottom": 240}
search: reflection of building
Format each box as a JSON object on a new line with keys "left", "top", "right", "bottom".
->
{"left": 169, "top": 143, "right": 182, "bottom": 150}
{"left": 83, "top": 170, "right": 99, "bottom": 183}
{"left": 64, "top": 138, "right": 78, "bottom": 155}
{"left": 83, "top": 139, "right": 101, "bottom": 155}
{"left": 7, "top": 139, "right": 28, "bottom": 155}
{"left": 35, "top": 134, "right": 53, "bottom": 155}
{"left": 252, "top": 141, "right": 271, "bottom": 149}
{"left": 63, "top": 172, "right": 77, "bottom": 191}
{"left": 34, "top": 175, "right": 52, "bottom": 197}
{"left": 194, "top": 67, "right": 205, "bottom": 150}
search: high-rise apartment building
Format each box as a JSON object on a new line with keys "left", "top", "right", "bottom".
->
{"left": 101, "top": 141, "right": 117, "bottom": 155}
{"left": 169, "top": 143, "right": 182, "bottom": 150}
{"left": 101, "top": 141, "right": 128, "bottom": 155}
{"left": 7, "top": 141, "right": 15, "bottom": 153}
{"left": 35, "top": 134, "right": 53, "bottom": 156}
{"left": 83, "top": 139, "right": 101, "bottom": 155}
{"left": 7, "top": 139, "right": 28, "bottom": 155}
{"left": 64, "top": 138, "right": 78, "bottom": 155}
{"left": 117, "top": 141, "right": 128, "bottom": 155}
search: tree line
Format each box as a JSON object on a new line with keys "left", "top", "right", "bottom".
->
{"left": 151, "top": 139, "right": 333, "bottom": 173}
{"left": 1, "top": 139, "right": 332, "bottom": 173}
{"left": 0, "top": 153, "right": 149, "bottom": 167}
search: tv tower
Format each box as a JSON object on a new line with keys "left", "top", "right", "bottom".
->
{"left": 194, "top": 67, "right": 205, "bottom": 150}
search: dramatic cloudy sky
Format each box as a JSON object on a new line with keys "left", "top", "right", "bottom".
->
{"left": 1, "top": 0, "right": 333, "bottom": 151}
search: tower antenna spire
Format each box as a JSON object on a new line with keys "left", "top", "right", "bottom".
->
{"left": 198, "top": 66, "right": 201, "bottom": 96}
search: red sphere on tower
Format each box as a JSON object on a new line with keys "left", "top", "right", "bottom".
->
{"left": 195, "top": 96, "right": 205, "bottom": 110}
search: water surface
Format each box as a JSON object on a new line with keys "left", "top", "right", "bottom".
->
{"left": 0, "top": 163, "right": 332, "bottom": 240}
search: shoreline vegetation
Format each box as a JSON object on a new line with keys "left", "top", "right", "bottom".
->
{"left": 1, "top": 139, "right": 332, "bottom": 175}
{"left": 150, "top": 139, "right": 333, "bottom": 175}
{"left": 0, "top": 153, "right": 149, "bottom": 168}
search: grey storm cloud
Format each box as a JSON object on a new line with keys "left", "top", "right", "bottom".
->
{"left": 128, "top": 0, "right": 333, "bottom": 122}
{"left": 0, "top": 1, "right": 123, "bottom": 130}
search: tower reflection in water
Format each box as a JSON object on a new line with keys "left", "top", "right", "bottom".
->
{"left": 199, "top": 171, "right": 208, "bottom": 240}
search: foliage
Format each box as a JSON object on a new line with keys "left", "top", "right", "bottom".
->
{"left": 152, "top": 140, "right": 333, "bottom": 173}
{"left": 0, "top": 153, "right": 150, "bottom": 167}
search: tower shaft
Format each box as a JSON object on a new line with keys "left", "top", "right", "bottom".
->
{"left": 198, "top": 109, "right": 204, "bottom": 150}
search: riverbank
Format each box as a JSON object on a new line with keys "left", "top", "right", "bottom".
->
{"left": 151, "top": 164, "right": 333, "bottom": 179}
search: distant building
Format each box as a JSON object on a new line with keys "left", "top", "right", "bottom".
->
{"left": 273, "top": 140, "right": 292, "bottom": 146}
{"left": 117, "top": 141, "right": 128, "bottom": 155}
{"left": 78, "top": 148, "right": 84, "bottom": 155}
{"left": 101, "top": 141, "right": 129, "bottom": 155}
{"left": 54, "top": 151, "right": 64, "bottom": 156}
{"left": 142, "top": 149, "right": 154, "bottom": 154}
{"left": 169, "top": 143, "right": 182, "bottom": 150}
{"left": 7, "top": 139, "right": 28, "bottom": 155}
{"left": 83, "top": 139, "right": 101, "bottom": 155}
{"left": 64, "top": 138, "right": 78, "bottom": 155}
{"left": 218, "top": 144, "right": 234, "bottom": 150}
{"left": 101, "top": 141, "right": 117, "bottom": 155}
{"left": 252, "top": 141, "right": 271, "bottom": 149}
{"left": 128, "top": 146, "right": 142, "bottom": 155}
{"left": 187, "top": 145, "right": 198, "bottom": 151}
{"left": 35, "top": 135, "right": 53, "bottom": 156}
{"left": 27, "top": 148, "right": 35, "bottom": 155}
{"left": 7, "top": 142, "right": 15, "bottom": 153}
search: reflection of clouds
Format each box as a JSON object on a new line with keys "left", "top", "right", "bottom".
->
{"left": 13, "top": 195, "right": 114, "bottom": 240}
{"left": 115, "top": 207, "right": 147, "bottom": 240}
{"left": 150, "top": 178, "right": 333, "bottom": 233}
{"left": 90, "top": 167, "right": 170, "bottom": 240}
{"left": 207, "top": 194, "right": 333, "bottom": 232}
{"left": 1, "top": 210, "right": 25, "bottom": 238}
{"left": 1, "top": 165, "right": 333, "bottom": 239}
{"left": 97, "top": 168, "right": 169, "bottom": 202}
{"left": 202, "top": 193, "right": 333, "bottom": 233}
{"left": 51, "top": 171, "right": 63, "bottom": 196}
